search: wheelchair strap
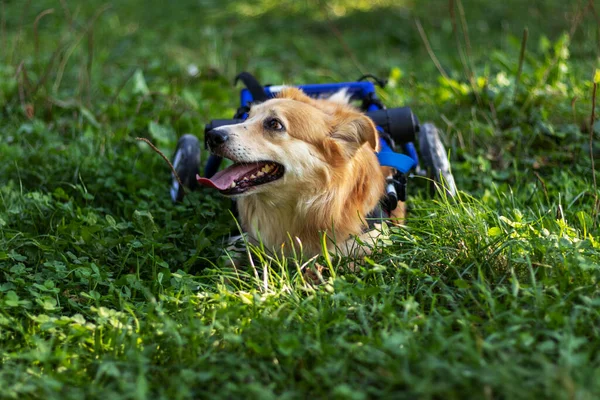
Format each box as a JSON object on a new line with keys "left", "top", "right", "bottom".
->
{"left": 377, "top": 138, "right": 416, "bottom": 174}
{"left": 234, "top": 72, "right": 269, "bottom": 102}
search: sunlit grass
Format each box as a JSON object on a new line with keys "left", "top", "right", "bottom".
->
{"left": 229, "top": 0, "right": 412, "bottom": 19}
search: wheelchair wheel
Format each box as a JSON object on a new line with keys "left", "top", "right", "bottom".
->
{"left": 418, "top": 123, "right": 457, "bottom": 197}
{"left": 170, "top": 134, "right": 201, "bottom": 202}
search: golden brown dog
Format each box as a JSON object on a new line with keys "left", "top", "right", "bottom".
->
{"left": 198, "top": 87, "right": 401, "bottom": 257}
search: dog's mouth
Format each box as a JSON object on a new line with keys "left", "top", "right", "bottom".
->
{"left": 196, "top": 161, "right": 284, "bottom": 195}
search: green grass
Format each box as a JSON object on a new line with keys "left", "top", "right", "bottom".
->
{"left": 1, "top": 0, "right": 600, "bottom": 398}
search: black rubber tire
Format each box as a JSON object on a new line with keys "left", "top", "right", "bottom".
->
{"left": 418, "top": 123, "right": 457, "bottom": 197}
{"left": 170, "top": 134, "right": 201, "bottom": 202}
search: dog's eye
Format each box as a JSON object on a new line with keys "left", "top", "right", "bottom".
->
{"left": 264, "top": 118, "right": 285, "bottom": 131}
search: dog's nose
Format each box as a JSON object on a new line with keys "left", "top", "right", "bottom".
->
{"left": 206, "top": 129, "right": 229, "bottom": 149}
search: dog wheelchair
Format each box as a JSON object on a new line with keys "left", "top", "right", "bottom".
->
{"left": 170, "top": 73, "right": 457, "bottom": 211}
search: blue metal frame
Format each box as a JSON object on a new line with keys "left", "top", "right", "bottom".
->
{"left": 205, "top": 81, "right": 419, "bottom": 178}
{"left": 241, "top": 81, "right": 379, "bottom": 107}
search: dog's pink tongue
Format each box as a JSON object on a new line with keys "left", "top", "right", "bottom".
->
{"left": 196, "top": 163, "right": 260, "bottom": 191}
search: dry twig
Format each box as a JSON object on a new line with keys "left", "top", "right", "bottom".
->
{"left": 323, "top": 15, "right": 365, "bottom": 75}
{"left": 415, "top": 19, "right": 457, "bottom": 94}
{"left": 590, "top": 78, "right": 598, "bottom": 225}
{"left": 33, "top": 8, "right": 54, "bottom": 58}
{"left": 514, "top": 28, "right": 528, "bottom": 102}
{"left": 450, "top": 0, "right": 481, "bottom": 104}
{"left": 52, "top": 3, "right": 111, "bottom": 94}
{"left": 136, "top": 137, "right": 186, "bottom": 192}
{"left": 589, "top": 0, "right": 600, "bottom": 56}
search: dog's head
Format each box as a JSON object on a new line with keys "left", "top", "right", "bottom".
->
{"left": 198, "top": 87, "right": 380, "bottom": 198}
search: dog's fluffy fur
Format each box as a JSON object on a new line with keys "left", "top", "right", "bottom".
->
{"left": 210, "top": 87, "right": 400, "bottom": 256}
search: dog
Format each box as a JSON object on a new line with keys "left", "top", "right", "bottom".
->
{"left": 198, "top": 87, "right": 403, "bottom": 258}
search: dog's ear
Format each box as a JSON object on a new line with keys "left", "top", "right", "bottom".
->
{"left": 278, "top": 87, "right": 313, "bottom": 104}
{"left": 331, "top": 114, "right": 379, "bottom": 155}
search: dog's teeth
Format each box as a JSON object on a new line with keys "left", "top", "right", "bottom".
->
{"left": 256, "top": 171, "right": 264, "bottom": 177}
{"left": 230, "top": 182, "right": 236, "bottom": 188}
{"left": 250, "top": 174, "right": 256, "bottom": 179}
